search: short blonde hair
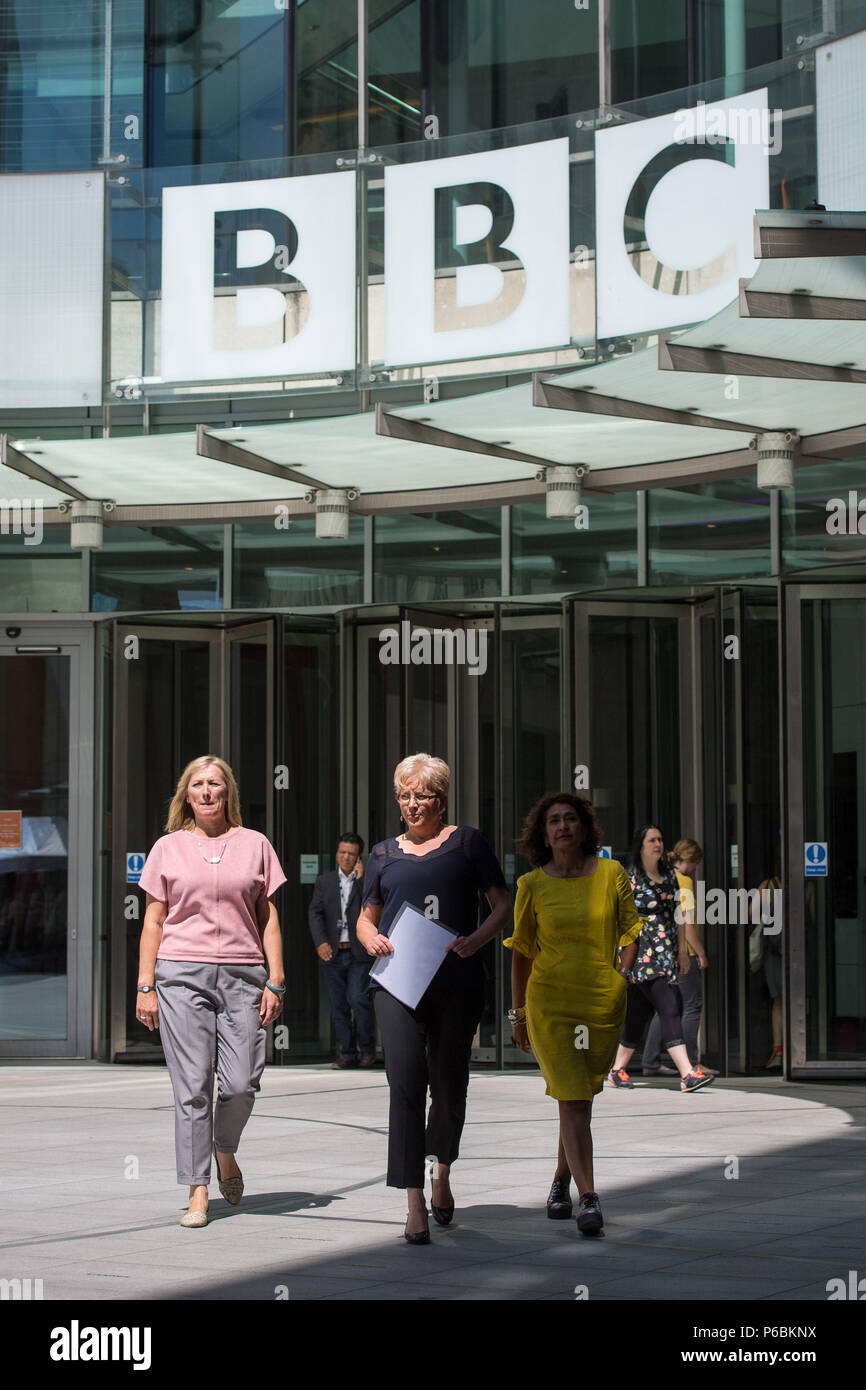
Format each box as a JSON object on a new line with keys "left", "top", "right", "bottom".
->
{"left": 672, "top": 838, "right": 703, "bottom": 866}
{"left": 393, "top": 753, "right": 450, "bottom": 803}
{"left": 166, "top": 756, "right": 243, "bottom": 832}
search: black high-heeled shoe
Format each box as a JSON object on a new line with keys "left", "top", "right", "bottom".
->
{"left": 431, "top": 1202, "right": 454, "bottom": 1226}
{"left": 404, "top": 1213, "right": 431, "bottom": 1245}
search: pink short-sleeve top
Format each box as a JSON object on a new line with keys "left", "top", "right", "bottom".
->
{"left": 138, "top": 827, "right": 287, "bottom": 963}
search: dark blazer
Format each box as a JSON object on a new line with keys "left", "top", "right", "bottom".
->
{"left": 308, "top": 869, "right": 368, "bottom": 963}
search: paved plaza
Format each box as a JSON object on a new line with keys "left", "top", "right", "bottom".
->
{"left": 2, "top": 1065, "right": 864, "bottom": 1302}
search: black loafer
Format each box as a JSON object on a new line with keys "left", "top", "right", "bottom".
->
{"left": 576, "top": 1191, "right": 604, "bottom": 1235}
{"left": 547, "top": 1177, "right": 573, "bottom": 1220}
{"left": 431, "top": 1203, "right": 454, "bottom": 1226}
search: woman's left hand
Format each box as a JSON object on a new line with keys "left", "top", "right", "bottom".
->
{"left": 259, "top": 984, "right": 284, "bottom": 1027}
{"left": 446, "top": 932, "right": 482, "bottom": 958}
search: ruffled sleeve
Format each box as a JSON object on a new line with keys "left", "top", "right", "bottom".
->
{"left": 614, "top": 861, "right": 643, "bottom": 946}
{"left": 503, "top": 872, "right": 538, "bottom": 958}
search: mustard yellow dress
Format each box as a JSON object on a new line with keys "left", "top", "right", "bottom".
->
{"left": 504, "top": 859, "right": 643, "bottom": 1100}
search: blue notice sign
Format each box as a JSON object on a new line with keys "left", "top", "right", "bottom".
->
{"left": 126, "top": 852, "right": 146, "bottom": 884}
{"left": 804, "top": 842, "right": 828, "bottom": 878}
{"left": 598, "top": 846, "right": 612, "bottom": 859}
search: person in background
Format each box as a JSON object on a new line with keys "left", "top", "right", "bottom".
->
{"left": 608, "top": 825, "right": 715, "bottom": 1094}
{"left": 755, "top": 872, "right": 783, "bottom": 1067}
{"left": 642, "top": 838, "right": 715, "bottom": 1079}
{"left": 309, "top": 834, "right": 375, "bottom": 1069}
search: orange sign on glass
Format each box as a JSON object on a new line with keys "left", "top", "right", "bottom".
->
{"left": 0, "top": 811, "right": 22, "bottom": 850}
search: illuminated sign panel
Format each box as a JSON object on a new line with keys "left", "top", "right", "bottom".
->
{"left": 595, "top": 90, "right": 771, "bottom": 339}
{"left": 383, "top": 138, "right": 571, "bottom": 366}
{"left": 161, "top": 171, "right": 357, "bottom": 382}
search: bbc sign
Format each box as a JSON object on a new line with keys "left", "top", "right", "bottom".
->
{"left": 161, "top": 140, "right": 572, "bottom": 381}
{"left": 160, "top": 91, "right": 769, "bottom": 384}
{"left": 0, "top": 91, "right": 773, "bottom": 405}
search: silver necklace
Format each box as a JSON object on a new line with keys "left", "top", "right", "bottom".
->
{"left": 193, "top": 831, "right": 231, "bottom": 865}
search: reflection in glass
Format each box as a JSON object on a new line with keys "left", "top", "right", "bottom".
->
{"left": 783, "top": 459, "right": 866, "bottom": 576}
{"left": 0, "top": 530, "right": 81, "bottom": 613}
{"left": 649, "top": 481, "right": 770, "bottom": 586}
{"left": 234, "top": 518, "right": 363, "bottom": 608}
{"left": 374, "top": 510, "right": 500, "bottom": 602}
{"left": 91, "top": 524, "right": 223, "bottom": 612}
{"left": 0, "top": 655, "right": 69, "bottom": 1039}
{"left": 511, "top": 497, "right": 637, "bottom": 596}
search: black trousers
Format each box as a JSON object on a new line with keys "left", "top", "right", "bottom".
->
{"left": 373, "top": 979, "right": 484, "bottom": 1189}
{"left": 621, "top": 977, "right": 684, "bottom": 1051}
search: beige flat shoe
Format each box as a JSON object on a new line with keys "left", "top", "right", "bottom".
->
{"left": 214, "top": 1144, "right": 244, "bottom": 1205}
{"left": 179, "top": 1207, "right": 208, "bottom": 1228}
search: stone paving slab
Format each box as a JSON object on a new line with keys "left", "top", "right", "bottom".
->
{"left": 2, "top": 1064, "right": 865, "bottom": 1302}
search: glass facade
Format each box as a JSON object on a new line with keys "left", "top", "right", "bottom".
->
{"left": 91, "top": 523, "right": 224, "bottom": 611}
{"left": 648, "top": 480, "right": 772, "bottom": 586}
{"left": 0, "top": 4, "right": 864, "bottom": 1081}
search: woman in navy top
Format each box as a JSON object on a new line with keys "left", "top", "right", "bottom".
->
{"left": 357, "top": 753, "right": 511, "bottom": 1244}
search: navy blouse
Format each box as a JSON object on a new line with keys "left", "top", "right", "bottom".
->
{"left": 362, "top": 826, "right": 506, "bottom": 996}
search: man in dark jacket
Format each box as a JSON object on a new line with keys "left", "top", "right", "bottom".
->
{"left": 308, "top": 833, "right": 376, "bottom": 1068}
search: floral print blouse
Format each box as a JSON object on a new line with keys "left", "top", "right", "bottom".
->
{"left": 628, "top": 866, "right": 681, "bottom": 983}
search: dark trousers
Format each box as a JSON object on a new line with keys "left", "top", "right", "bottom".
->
{"left": 621, "top": 977, "right": 685, "bottom": 1051}
{"left": 321, "top": 949, "right": 375, "bottom": 1058}
{"left": 374, "top": 981, "right": 484, "bottom": 1189}
{"left": 643, "top": 962, "right": 703, "bottom": 1068}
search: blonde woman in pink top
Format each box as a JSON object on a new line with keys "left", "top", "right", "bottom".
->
{"left": 136, "top": 756, "right": 287, "bottom": 1228}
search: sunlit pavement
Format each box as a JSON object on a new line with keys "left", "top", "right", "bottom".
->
{"left": 2, "top": 1065, "right": 864, "bottom": 1301}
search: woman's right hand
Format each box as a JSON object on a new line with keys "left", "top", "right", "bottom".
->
{"left": 365, "top": 933, "right": 394, "bottom": 957}
{"left": 511, "top": 1021, "right": 532, "bottom": 1055}
{"left": 136, "top": 991, "right": 159, "bottom": 1031}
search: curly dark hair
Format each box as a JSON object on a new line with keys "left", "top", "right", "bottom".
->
{"left": 517, "top": 792, "right": 603, "bottom": 866}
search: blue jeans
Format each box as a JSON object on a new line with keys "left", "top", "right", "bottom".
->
{"left": 643, "top": 962, "right": 703, "bottom": 1069}
{"left": 321, "top": 950, "right": 375, "bottom": 1058}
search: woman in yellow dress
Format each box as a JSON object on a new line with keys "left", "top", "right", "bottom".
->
{"left": 505, "top": 793, "right": 641, "bottom": 1234}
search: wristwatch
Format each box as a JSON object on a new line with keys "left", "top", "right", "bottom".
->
{"left": 507, "top": 1007, "right": 526, "bottom": 1025}
{"left": 137, "top": 984, "right": 155, "bottom": 993}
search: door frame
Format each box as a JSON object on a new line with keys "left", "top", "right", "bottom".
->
{"left": 109, "top": 617, "right": 276, "bottom": 1060}
{"left": 0, "top": 623, "right": 95, "bottom": 1058}
{"left": 785, "top": 582, "right": 866, "bottom": 1077}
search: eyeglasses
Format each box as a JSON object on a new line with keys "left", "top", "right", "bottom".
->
{"left": 397, "top": 791, "right": 437, "bottom": 804}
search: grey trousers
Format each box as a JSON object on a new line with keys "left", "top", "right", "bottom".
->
{"left": 155, "top": 960, "right": 268, "bottom": 1185}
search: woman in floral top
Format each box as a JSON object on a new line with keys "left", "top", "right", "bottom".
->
{"left": 608, "top": 826, "right": 715, "bottom": 1094}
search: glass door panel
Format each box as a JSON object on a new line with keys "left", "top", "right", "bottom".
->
{"left": 0, "top": 653, "right": 70, "bottom": 1042}
{"left": 112, "top": 626, "right": 218, "bottom": 1059}
{"left": 801, "top": 595, "right": 866, "bottom": 1063}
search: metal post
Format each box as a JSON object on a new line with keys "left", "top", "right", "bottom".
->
{"left": 222, "top": 523, "right": 233, "bottom": 610}
{"left": 357, "top": 0, "right": 370, "bottom": 396}
{"left": 598, "top": 0, "right": 611, "bottom": 109}
{"left": 724, "top": 0, "right": 747, "bottom": 94}
{"left": 103, "top": 0, "right": 113, "bottom": 161}
{"left": 637, "top": 489, "right": 648, "bottom": 586}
